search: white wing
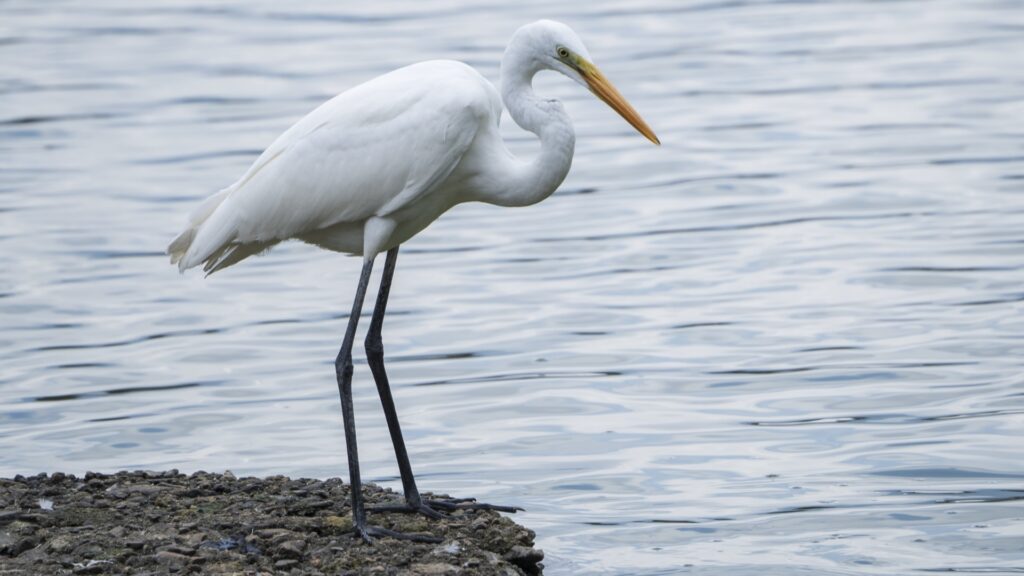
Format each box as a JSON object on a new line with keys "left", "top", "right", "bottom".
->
{"left": 171, "top": 60, "right": 499, "bottom": 272}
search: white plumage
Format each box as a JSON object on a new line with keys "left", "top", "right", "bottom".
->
{"left": 170, "top": 61, "right": 492, "bottom": 273}
{"left": 167, "top": 20, "right": 658, "bottom": 543}
{"left": 168, "top": 20, "right": 657, "bottom": 275}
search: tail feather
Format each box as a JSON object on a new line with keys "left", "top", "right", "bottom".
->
{"left": 169, "top": 187, "right": 284, "bottom": 275}
{"left": 167, "top": 189, "right": 244, "bottom": 273}
{"left": 201, "top": 240, "right": 276, "bottom": 276}
{"left": 167, "top": 228, "right": 195, "bottom": 266}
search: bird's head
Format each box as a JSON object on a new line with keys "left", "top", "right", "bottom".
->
{"left": 511, "top": 20, "right": 660, "bottom": 145}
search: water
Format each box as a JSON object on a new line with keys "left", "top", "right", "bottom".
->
{"left": 2, "top": 0, "right": 1023, "bottom": 573}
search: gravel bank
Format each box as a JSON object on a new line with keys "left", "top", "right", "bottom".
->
{"left": 0, "top": 471, "right": 543, "bottom": 575}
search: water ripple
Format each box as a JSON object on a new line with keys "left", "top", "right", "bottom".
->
{"left": 2, "top": 1, "right": 1024, "bottom": 574}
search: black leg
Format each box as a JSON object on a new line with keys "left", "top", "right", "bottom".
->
{"left": 335, "top": 255, "right": 440, "bottom": 544}
{"left": 362, "top": 247, "right": 522, "bottom": 519}
{"left": 363, "top": 247, "right": 432, "bottom": 512}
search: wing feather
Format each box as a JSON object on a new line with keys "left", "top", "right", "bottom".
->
{"left": 235, "top": 67, "right": 487, "bottom": 237}
{"left": 177, "top": 60, "right": 497, "bottom": 271}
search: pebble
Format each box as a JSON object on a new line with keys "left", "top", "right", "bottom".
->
{"left": 276, "top": 539, "right": 307, "bottom": 559}
{"left": 412, "top": 562, "right": 459, "bottom": 575}
{"left": 155, "top": 550, "right": 190, "bottom": 567}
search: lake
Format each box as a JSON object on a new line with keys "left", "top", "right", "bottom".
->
{"left": 2, "top": 0, "right": 1023, "bottom": 574}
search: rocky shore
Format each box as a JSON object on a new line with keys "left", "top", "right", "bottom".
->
{"left": 0, "top": 471, "right": 543, "bottom": 575}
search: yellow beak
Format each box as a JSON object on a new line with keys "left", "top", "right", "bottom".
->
{"left": 579, "top": 59, "right": 660, "bottom": 145}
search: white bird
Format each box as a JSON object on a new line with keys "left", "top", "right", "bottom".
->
{"left": 169, "top": 19, "right": 658, "bottom": 542}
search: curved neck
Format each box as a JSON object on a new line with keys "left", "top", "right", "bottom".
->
{"left": 484, "top": 43, "right": 575, "bottom": 208}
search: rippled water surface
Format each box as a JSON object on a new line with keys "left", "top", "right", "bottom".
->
{"left": 3, "top": 0, "right": 1024, "bottom": 573}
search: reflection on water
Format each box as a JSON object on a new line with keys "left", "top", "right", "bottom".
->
{"left": 2, "top": 0, "right": 1023, "bottom": 574}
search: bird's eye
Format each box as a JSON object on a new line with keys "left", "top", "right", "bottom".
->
{"left": 556, "top": 47, "right": 570, "bottom": 59}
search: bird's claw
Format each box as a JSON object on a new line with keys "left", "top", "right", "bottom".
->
{"left": 370, "top": 496, "right": 523, "bottom": 516}
{"left": 367, "top": 502, "right": 449, "bottom": 520}
{"left": 426, "top": 498, "right": 523, "bottom": 514}
{"left": 355, "top": 524, "right": 441, "bottom": 544}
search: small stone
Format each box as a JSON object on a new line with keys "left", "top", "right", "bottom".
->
{"left": 13, "top": 522, "right": 38, "bottom": 536}
{"left": 128, "top": 484, "right": 164, "bottom": 497}
{"left": 436, "top": 540, "right": 461, "bottom": 555}
{"left": 180, "top": 532, "right": 205, "bottom": 548}
{"left": 276, "top": 539, "right": 306, "bottom": 559}
{"left": 159, "top": 544, "right": 195, "bottom": 556}
{"left": 256, "top": 528, "right": 292, "bottom": 540}
{"left": 105, "top": 486, "right": 128, "bottom": 500}
{"left": 412, "top": 563, "right": 458, "bottom": 575}
{"left": 155, "top": 550, "right": 190, "bottom": 567}
{"left": 46, "top": 534, "right": 75, "bottom": 554}
{"left": 0, "top": 510, "right": 23, "bottom": 524}
{"left": 323, "top": 515, "right": 352, "bottom": 531}
{"left": 72, "top": 560, "right": 113, "bottom": 574}
{"left": 503, "top": 545, "right": 544, "bottom": 574}
{"left": 7, "top": 536, "right": 38, "bottom": 556}
{"left": 274, "top": 559, "right": 299, "bottom": 569}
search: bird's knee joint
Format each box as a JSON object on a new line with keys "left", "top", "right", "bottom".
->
{"left": 334, "top": 355, "right": 353, "bottom": 374}
{"left": 364, "top": 337, "right": 384, "bottom": 357}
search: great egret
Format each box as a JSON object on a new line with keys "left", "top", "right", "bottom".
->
{"left": 168, "top": 19, "right": 659, "bottom": 542}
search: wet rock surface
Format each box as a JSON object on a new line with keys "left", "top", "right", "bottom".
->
{"left": 0, "top": 471, "right": 543, "bottom": 575}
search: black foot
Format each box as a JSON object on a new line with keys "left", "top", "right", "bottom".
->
{"left": 370, "top": 496, "right": 522, "bottom": 517}
{"left": 367, "top": 502, "right": 448, "bottom": 520}
{"left": 426, "top": 497, "right": 523, "bottom": 514}
{"left": 355, "top": 524, "right": 442, "bottom": 544}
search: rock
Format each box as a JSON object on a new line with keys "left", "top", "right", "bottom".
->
{"left": 159, "top": 544, "right": 196, "bottom": 556}
{"left": 0, "top": 471, "right": 543, "bottom": 574}
{"left": 323, "top": 515, "right": 352, "bottom": 532}
{"left": 155, "top": 550, "right": 190, "bottom": 567}
{"left": 435, "top": 540, "right": 462, "bottom": 555}
{"left": 0, "top": 510, "right": 24, "bottom": 524}
{"left": 256, "top": 528, "right": 292, "bottom": 540}
{"left": 72, "top": 559, "right": 114, "bottom": 574}
{"left": 46, "top": 534, "right": 75, "bottom": 554}
{"left": 128, "top": 484, "right": 165, "bottom": 497}
{"left": 180, "top": 532, "right": 205, "bottom": 548}
{"left": 412, "top": 562, "right": 459, "bottom": 575}
{"left": 275, "top": 539, "right": 306, "bottom": 559}
{"left": 504, "top": 545, "right": 544, "bottom": 575}
{"left": 6, "top": 535, "right": 38, "bottom": 556}
{"left": 274, "top": 558, "right": 299, "bottom": 569}
{"left": 105, "top": 485, "right": 129, "bottom": 500}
